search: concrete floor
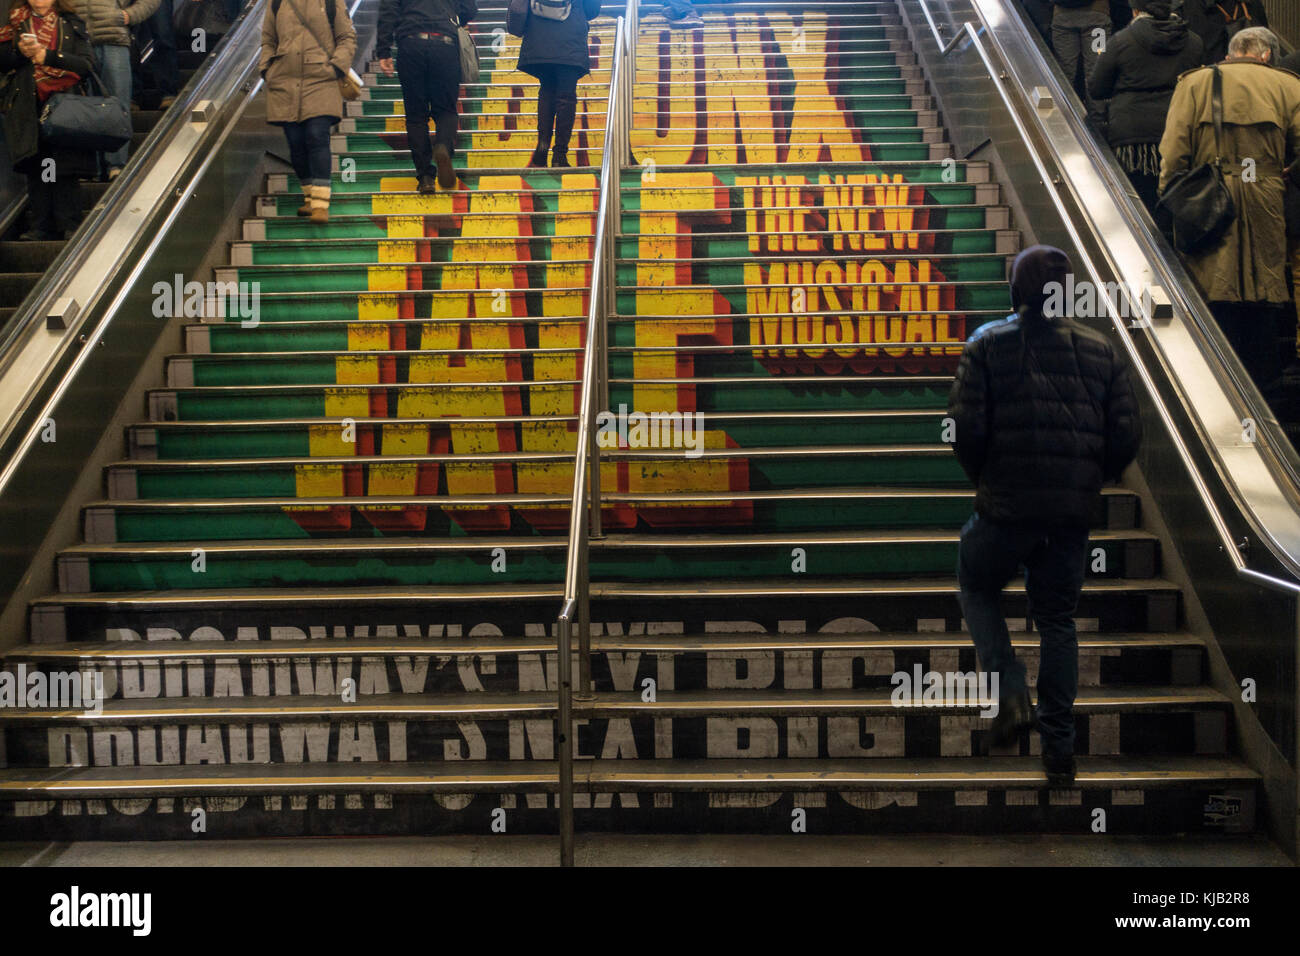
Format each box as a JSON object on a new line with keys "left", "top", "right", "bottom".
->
{"left": 1, "top": 833, "right": 1293, "bottom": 866}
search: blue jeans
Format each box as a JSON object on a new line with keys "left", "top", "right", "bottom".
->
{"left": 957, "top": 512, "right": 1089, "bottom": 759}
{"left": 138, "top": 0, "right": 179, "bottom": 97}
{"left": 279, "top": 116, "right": 334, "bottom": 188}
{"left": 663, "top": 0, "right": 696, "bottom": 18}
{"left": 95, "top": 43, "right": 132, "bottom": 170}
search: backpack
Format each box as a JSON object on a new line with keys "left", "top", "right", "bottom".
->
{"left": 1217, "top": 1, "right": 1260, "bottom": 44}
{"left": 529, "top": 0, "right": 572, "bottom": 22}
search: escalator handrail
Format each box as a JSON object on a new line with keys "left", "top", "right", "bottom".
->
{"left": 0, "top": 1, "right": 334, "bottom": 507}
{"left": 914, "top": 0, "right": 1300, "bottom": 595}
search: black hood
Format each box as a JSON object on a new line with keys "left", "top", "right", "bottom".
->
{"left": 1129, "top": 14, "right": 1191, "bottom": 54}
{"left": 1009, "top": 244, "right": 1071, "bottom": 322}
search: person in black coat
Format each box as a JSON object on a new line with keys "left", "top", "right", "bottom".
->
{"left": 377, "top": 0, "right": 477, "bottom": 192}
{"left": 1182, "top": 0, "right": 1268, "bottom": 64}
{"left": 1278, "top": 48, "right": 1300, "bottom": 363}
{"left": 0, "top": 0, "right": 96, "bottom": 240}
{"left": 1089, "top": 0, "right": 1203, "bottom": 212}
{"left": 519, "top": 0, "right": 602, "bottom": 168}
{"left": 948, "top": 245, "right": 1142, "bottom": 787}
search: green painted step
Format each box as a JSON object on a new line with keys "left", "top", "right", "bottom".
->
{"left": 59, "top": 533, "right": 1147, "bottom": 591}
{"left": 86, "top": 488, "right": 1134, "bottom": 543}
{"left": 148, "top": 376, "right": 951, "bottom": 421}
{"left": 619, "top": 163, "right": 986, "bottom": 188}
{"left": 249, "top": 206, "right": 998, "bottom": 238}
{"left": 235, "top": 229, "right": 1007, "bottom": 265}
{"left": 109, "top": 448, "right": 966, "bottom": 500}
{"left": 340, "top": 125, "right": 933, "bottom": 152}
{"left": 612, "top": 283, "right": 1011, "bottom": 316}
{"left": 131, "top": 411, "right": 945, "bottom": 459}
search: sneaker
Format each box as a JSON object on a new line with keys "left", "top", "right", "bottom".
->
{"left": 18, "top": 229, "right": 60, "bottom": 241}
{"left": 159, "top": 95, "right": 176, "bottom": 109}
{"left": 417, "top": 174, "right": 438, "bottom": 195}
{"left": 667, "top": 11, "right": 703, "bottom": 28}
{"left": 989, "top": 687, "right": 1034, "bottom": 748}
{"left": 551, "top": 148, "right": 570, "bottom": 168}
{"left": 433, "top": 143, "right": 455, "bottom": 189}
{"left": 107, "top": 167, "right": 122, "bottom": 181}
{"left": 1042, "top": 753, "right": 1076, "bottom": 788}
{"left": 526, "top": 147, "right": 548, "bottom": 168}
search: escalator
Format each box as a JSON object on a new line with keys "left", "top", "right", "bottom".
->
{"left": 0, "top": 0, "right": 1293, "bottom": 855}
{"left": 0, "top": 34, "right": 221, "bottom": 331}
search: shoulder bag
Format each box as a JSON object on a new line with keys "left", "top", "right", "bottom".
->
{"left": 1156, "top": 65, "right": 1237, "bottom": 256}
{"left": 278, "top": 0, "right": 362, "bottom": 100}
{"left": 35, "top": 18, "right": 131, "bottom": 151}
{"left": 457, "top": 16, "right": 479, "bottom": 84}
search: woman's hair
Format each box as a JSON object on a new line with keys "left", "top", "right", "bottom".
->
{"left": 1130, "top": 0, "right": 1175, "bottom": 17}
{"left": 7, "top": 0, "right": 79, "bottom": 14}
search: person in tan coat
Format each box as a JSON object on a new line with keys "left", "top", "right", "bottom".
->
{"left": 1159, "top": 26, "right": 1300, "bottom": 402}
{"left": 260, "top": 0, "right": 356, "bottom": 222}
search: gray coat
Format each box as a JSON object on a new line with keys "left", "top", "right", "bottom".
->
{"left": 518, "top": 0, "right": 602, "bottom": 77}
{"left": 71, "top": 0, "right": 162, "bottom": 47}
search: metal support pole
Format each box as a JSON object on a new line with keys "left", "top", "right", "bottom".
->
{"left": 557, "top": 614, "right": 575, "bottom": 866}
{"left": 576, "top": 531, "right": 594, "bottom": 700}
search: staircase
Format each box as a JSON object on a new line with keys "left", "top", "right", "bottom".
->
{"left": 0, "top": 46, "right": 209, "bottom": 331}
{"left": 0, "top": 0, "right": 1261, "bottom": 841}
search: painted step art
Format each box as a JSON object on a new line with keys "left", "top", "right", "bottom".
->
{"left": 0, "top": 2, "right": 1259, "bottom": 841}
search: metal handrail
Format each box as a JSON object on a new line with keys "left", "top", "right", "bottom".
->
{"left": 912, "top": 0, "right": 1300, "bottom": 595}
{"left": 555, "top": 4, "right": 633, "bottom": 868}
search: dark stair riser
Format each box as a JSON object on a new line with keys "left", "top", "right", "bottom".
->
{"left": 4, "top": 708, "right": 1231, "bottom": 768}
{"left": 12, "top": 642, "right": 1205, "bottom": 700}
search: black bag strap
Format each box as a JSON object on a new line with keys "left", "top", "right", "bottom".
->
{"left": 1211, "top": 64, "right": 1225, "bottom": 168}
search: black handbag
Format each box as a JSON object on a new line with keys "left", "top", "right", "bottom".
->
{"left": 1156, "top": 65, "right": 1237, "bottom": 256}
{"left": 40, "top": 69, "right": 132, "bottom": 152}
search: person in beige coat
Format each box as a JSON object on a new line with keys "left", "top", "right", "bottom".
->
{"left": 260, "top": 0, "right": 356, "bottom": 222}
{"left": 1159, "top": 26, "right": 1300, "bottom": 402}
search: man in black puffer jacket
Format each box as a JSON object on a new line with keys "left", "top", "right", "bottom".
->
{"left": 948, "top": 245, "right": 1142, "bottom": 787}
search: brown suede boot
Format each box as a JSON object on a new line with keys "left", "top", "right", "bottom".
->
{"left": 296, "top": 186, "right": 312, "bottom": 216}
{"left": 309, "top": 185, "right": 330, "bottom": 224}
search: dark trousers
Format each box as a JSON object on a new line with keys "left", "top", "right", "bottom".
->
{"left": 531, "top": 63, "right": 583, "bottom": 156}
{"left": 26, "top": 173, "right": 82, "bottom": 236}
{"left": 1211, "top": 301, "right": 1284, "bottom": 405}
{"left": 396, "top": 34, "right": 461, "bottom": 178}
{"left": 279, "top": 116, "right": 334, "bottom": 188}
{"left": 1051, "top": 7, "right": 1110, "bottom": 126}
{"left": 137, "top": 0, "right": 179, "bottom": 98}
{"left": 957, "top": 512, "right": 1090, "bottom": 760}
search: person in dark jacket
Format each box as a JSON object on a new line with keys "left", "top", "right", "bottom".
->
{"left": 1279, "top": 48, "right": 1300, "bottom": 362}
{"left": 1182, "top": 0, "right": 1268, "bottom": 64}
{"left": 0, "top": 0, "right": 96, "bottom": 240}
{"left": 1089, "top": 0, "right": 1203, "bottom": 212}
{"left": 948, "top": 245, "right": 1142, "bottom": 787}
{"left": 1050, "top": 0, "right": 1113, "bottom": 127}
{"left": 519, "top": 0, "right": 602, "bottom": 168}
{"left": 377, "top": 0, "right": 476, "bottom": 192}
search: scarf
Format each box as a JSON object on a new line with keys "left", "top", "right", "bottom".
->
{"left": 0, "top": 6, "right": 81, "bottom": 102}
